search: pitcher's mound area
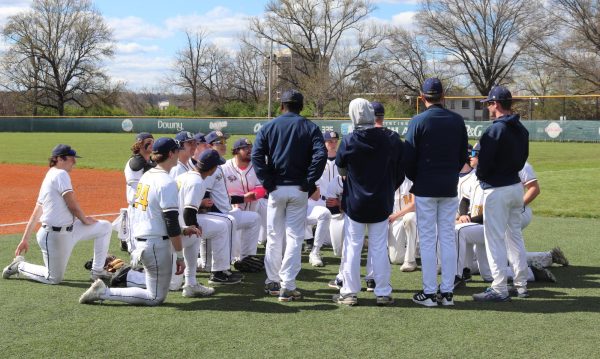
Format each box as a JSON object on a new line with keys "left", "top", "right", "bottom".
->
{"left": 0, "top": 164, "right": 124, "bottom": 235}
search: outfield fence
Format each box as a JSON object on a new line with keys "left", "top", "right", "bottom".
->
{"left": 1, "top": 117, "right": 599, "bottom": 142}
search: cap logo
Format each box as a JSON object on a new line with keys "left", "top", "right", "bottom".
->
{"left": 216, "top": 131, "right": 223, "bottom": 137}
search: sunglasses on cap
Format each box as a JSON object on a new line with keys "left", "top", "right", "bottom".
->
{"left": 212, "top": 140, "right": 227, "bottom": 145}
{"left": 471, "top": 150, "right": 479, "bottom": 157}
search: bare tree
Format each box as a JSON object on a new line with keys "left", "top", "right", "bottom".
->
{"left": 230, "top": 40, "right": 267, "bottom": 103}
{"left": 1, "top": 0, "right": 114, "bottom": 115}
{"left": 249, "top": 0, "right": 382, "bottom": 116}
{"left": 418, "top": 0, "right": 548, "bottom": 95}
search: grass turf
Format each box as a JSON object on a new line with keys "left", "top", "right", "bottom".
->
{"left": 1, "top": 132, "right": 599, "bottom": 218}
{"left": 0, "top": 216, "right": 598, "bottom": 358}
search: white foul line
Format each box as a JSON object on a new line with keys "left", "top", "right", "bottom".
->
{"left": 0, "top": 212, "right": 120, "bottom": 228}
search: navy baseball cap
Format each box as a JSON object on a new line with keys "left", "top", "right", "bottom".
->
{"left": 232, "top": 138, "right": 252, "bottom": 151}
{"left": 371, "top": 102, "right": 385, "bottom": 117}
{"left": 280, "top": 89, "right": 304, "bottom": 104}
{"left": 136, "top": 132, "right": 153, "bottom": 141}
{"left": 197, "top": 149, "right": 226, "bottom": 171}
{"left": 193, "top": 132, "right": 206, "bottom": 143}
{"left": 323, "top": 131, "right": 339, "bottom": 140}
{"left": 51, "top": 144, "right": 81, "bottom": 158}
{"left": 175, "top": 131, "right": 194, "bottom": 148}
{"left": 205, "top": 130, "right": 230, "bottom": 145}
{"left": 481, "top": 85, "right": 512, "bottom": 103}
{"left": 152, "top": 137, "right": 179, "bottom": 155}
{"left": 421, "top": 77, "right": 443, "bottom": 96}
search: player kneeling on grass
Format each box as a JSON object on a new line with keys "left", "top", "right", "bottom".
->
{"left": 79, "top": 138, "right": 201, "bottom": 305}
{"left": 333, "top": 98, "right": 405, "bottom": 307}
{"left": 3, "top": 144, "right": 112, "bottom": 284}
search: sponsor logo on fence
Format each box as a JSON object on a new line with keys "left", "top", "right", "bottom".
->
{"left": 157, "top": 120, "right": 183, "bottom": 131}
{"left": 209, "top": 121, "right": 228, "bottom": 130}
{"left": 545, "top": 122, "right": 563, "bottom": 139}
{"left": 253, "top": 123, "right": 262, "bottom": 133}
{"left": 121, "top": 119, "right": 133, "bottom": 132}
{"left": 465, "top": 124, "right": 484, "bottom": 137}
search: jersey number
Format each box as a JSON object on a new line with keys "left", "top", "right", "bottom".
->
{"left": 133, "top": 184, "right": 150, "bottom": 211}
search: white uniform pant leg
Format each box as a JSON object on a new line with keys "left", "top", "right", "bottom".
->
{"left": 455, "top": 223, "right": 477, "bottom": 277}
{"left": 126, "top": 269, "right": 146, "bottom": 288}
{"left": 73, "top": 220, "right": 112, "bottom": 272}
{"left": 182, "top": 235, "right": 201, "bottom": 287}
{"left": 330, "top": 214, "right": 345, "bottom": 257}
{"left": 125, "top": 205, "right": 137, "bottom": 253}
{"left": 255, "top": 198, "right": 268, "bottom": 244}
{"left": 521, "top": 206, "right": 532, "bottom": 229}
{"left": 388, "top": 219, "right": 407, "bottom": 264}
{"left": 103, "top": 239, "right": 172, "bottom": 306}
{"left": 279, "top": 186, "right": 308, "bottom": 291}
{"left": 415, "top": 196, "right": 438, "bottom": 294}
{"left": 264, "top": 188, "right": 287, "bottom": 285}
{"left": 17, "top": 228, "right": 73, "bottom": 284}
{"left": 199, "top": 214, "right": 231, "bottom": 272}
{"left": 368, "top": 220, "right": 392, "bottom": 297}
{"left": 437, "top": 197, "right": 458, "bottom": 293}
{"left": 229, "top": 209, "right": 260, "bottom": 258}
{"left": 169, "top": 251, "right": 184, "bottom": 291}
{"left": 335, "top": 216, "right": 348, "bottom": 282}
{"left": 403, "top": 212, "right": 418, "bottom": 264}
{"left": 505, "top": 266, "right": 535, "bottom": 282}
{"left": 505, "top": 184, "right": 528, "bottom": 289}
{"left": 307, "top": 205, "right": 332, "bottom": 251}
{"left": 527, "top": 252, "right": 553, "bottom": 267}
{"left": 340, "top": 217, "right": 365, "bottom": 296}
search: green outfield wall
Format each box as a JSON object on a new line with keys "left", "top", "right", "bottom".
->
{"left": 0, "top": 117, "right": 599, "bottom": 142}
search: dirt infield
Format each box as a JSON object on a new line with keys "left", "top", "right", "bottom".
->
{"left": 0, "top": 164, "right": 124, "bottom": 235}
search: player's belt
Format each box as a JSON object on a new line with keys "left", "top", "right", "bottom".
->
{"left": 136, "top": 236, "right": 169, "bottom": 241}
{"left": 42, "top": 224, "right": 73, "bottom": 232}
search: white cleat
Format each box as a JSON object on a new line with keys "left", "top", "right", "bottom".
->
{"left": 309, "top": 252, "right": 324, "bottom": 267}
{"left": 182, "top": 284, "right": 216, "bottom": 297}
{"left": 79, "top": 279, "right": 107, "bottom": 304}
{"left": 400, "top": 261, "right": 417, "bottom": 272}
{"left": 2, "top": 256, "right": 24, "bottom": 279}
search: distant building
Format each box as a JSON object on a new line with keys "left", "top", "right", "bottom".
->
{"left": 446, "top": 98, "right": 485, "bottom": 121}
{"left": 158, "top": 100, "right": 170, "bottom": 111}
{"left": 265, "top": 48, "right": 330, "bottom": 98}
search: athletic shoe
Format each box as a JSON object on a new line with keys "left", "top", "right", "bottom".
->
{"left": 531, "top": 262, "right": 557, "bottom": 283}
{"left": 79, "top": 279, "right": 107, "bottom": 304}
{"left": 328, "top": 278, "right": 343, "bottom": 289}
{"left": 309, "top": 251, "right": 324, "bottom": 267}
{"left": 2, "top": 256, "right": 24, "bottom": 279}
{"left": 472, "top": 287, "right": 511, "bottom": 302}
{"left": 453, "top": 275, "right": 465, "bottom": 290}
{"left": 508, "top": 286, "right": 529, "bottom": 298}
{"left": 438, "top": 292, "right": 455, "bottom": 306}
{"left": 462, "top": 267, "right": 472, "bottom": 282}
{"left": 365, "top": 279, "right": 376, "bottom": 292}
{"left": 550, "top": 247, "right": 569, "bottom": 266}
{"left": 120, "top": 240, "right": 128, "bottom": 252}
{"left": 223, "top": 270, "right": 244, "bottom": 281}
{"left": 400, "top": 261, "right": 417, "bottom": 272}
{"left": 413, "top": 291, "right": 438, "bottom": 307}
{"left": 90, "top": 269, "right": 112, "bottom": 281}
{"left": 208, "top": 271, "right": 242, "bottom": 285}
{"left": 109, "top": 265, "right": 131, "bottom": 287}
{"left": 376, "top": 296, "right": 395, "bottom": 306}
{"left": 264, "top": 282, "right": 281, "bottom": 296}
{"left": 333, "top": 293, "right": 358, "bottom": 306}
{"left": 303, "top": 239, "right": 314, "bottom": 253}
{"left": 182, "top": 284, "right": 215, "bottom": 297}
{"left": 278, "top": 288, "right": 302, "bottom": 302}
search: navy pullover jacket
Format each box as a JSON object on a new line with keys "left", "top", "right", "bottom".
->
{"left": 476, "top": 114, "right": 529, "bottom": 189}
{"left": 252, "top": 112, "right": 327, "bottom": 192}
{"left": 336, "top": 127, "right": 404, "bottom": 223}
{"left": 403, "top": 104, "right": 468, "bottom": 197}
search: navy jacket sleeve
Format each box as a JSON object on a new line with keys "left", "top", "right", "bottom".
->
{"left": 251, "top": 127, "right": 275, "bottom": 192}
{"left": 459, "top": 121, "right": 469, "bottom": 171}
{"left": 305, "top": 126, "right": 327, "bottom": 187}
{"left": 476, "top": 125, "right": 500, "bottom": 181}
{"left": 395, "top": 137, "right": 405, "bottom": 190}
{"left": 403, "top": 120, "right": 418, "bottom": 181}
{"left": 335, "top": 137, "right": 348, "bottom": 170}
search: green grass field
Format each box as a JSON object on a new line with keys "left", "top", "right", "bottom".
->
{"left": 0, "top": 132, "right": 599, "bottom": 358}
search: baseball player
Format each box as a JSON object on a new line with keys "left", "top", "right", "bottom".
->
{"left": 193, "top": 132, "right": 210, "bottom": 158}
{"left": 326, "top": 174, "right": 347, "bottom": 289}
{"left": 372, "top": 101, "right": 385, "bottom": 127}
{"left": 252, "top": 89, "right": 327, "bottom": 302}
{"left": 473, "top": 85, "right": 530, "bottom": 302}
{"left": 404, "top": 77, "right": 468, "bottom": 307}
{"left": 80, "top": 137, "right": 201, "bottom": 305}
{"left": 333, "top": 98, "right": 404, "bottom": 306}
{"left": 3, "top": 144, "right": 112, "bottom": 284}
{"left": 121, "top": 132, "right": 156, "bottom": 252}
{"left": 170, "top": 131, "right": 197, "bottom": 178}
{"left": 203, "top": 131, "right": 260, "bottom": 265}
{"left": 305, "top": 131, "right": 339, "bottom": 267}
{"left": 387, "top": 177, "right": 418, "bottom": 272}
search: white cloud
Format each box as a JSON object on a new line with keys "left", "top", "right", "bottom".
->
{"left": 115, "top": 42, "right": 160, "bottom": 55}
{"left": 106, "top": 16, "right": 171, "bottom": 41}
{"left": 391, "top": 11, "right": 417, "bottom": 29}
{"left": 0, "top": 4, "right": 30, "bottom": 28}
{"left": 105, "top": 54, "right": 172, "bottom": 89}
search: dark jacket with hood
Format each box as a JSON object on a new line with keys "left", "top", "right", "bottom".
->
{"left": 476, "top": 114, "right": 529, "bottom": 189}
{"left": 336, "top": 127, "right": 404, "bottom": 223}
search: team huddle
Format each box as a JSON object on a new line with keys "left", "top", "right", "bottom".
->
{"left": 2, "top": 80, "right": 568, "bottom": 307}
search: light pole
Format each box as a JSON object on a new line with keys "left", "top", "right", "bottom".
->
{"left": 267, "top": 39, "right": 273, "bottom": 119}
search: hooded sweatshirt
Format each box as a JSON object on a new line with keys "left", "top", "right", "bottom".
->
{"left": 336, "top": 98, "right": 405, "bottom": 223}
{"left": 476, "top": 114, "right": 529, "bottom": 189}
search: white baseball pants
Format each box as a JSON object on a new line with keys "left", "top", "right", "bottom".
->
{"left": 306, "top": 202, "right": 332, "bottom": 251}
{"left": 483, "top": 183, "right": 527, "bottom": 296}
{"left": 341, "top": 217, "right": 391, "bottom": 297}
{"left": 228, "top": 208, "right": 260, "bottom": 259}
{"left": 388, "top": 212, "right": 418, "bottom": 264}
{"left": 416, "top": 196, "right": 458, "bottom": 294}
{"left": 264, "top": 186, "right": 307, "bottom": 291}
{"left": 330, "top": 213, "right": 345, "bottom": 257}
{"left": 17, "top": 220, "right": 111, "bottom": 284}
{"left": 102, "top": 237, "right": 172, "bottom": 306}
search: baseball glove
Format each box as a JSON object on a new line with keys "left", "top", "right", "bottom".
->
{"left": 233, "top": 256, "right": 264, "bottom": 273}
{"left": 84, "top": 254, "right": 116, "bottom": 271}
{"left": 106, "top": 258, "right": 127, "bottom": 273}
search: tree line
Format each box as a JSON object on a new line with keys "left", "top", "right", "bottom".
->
{"left": 1, "top": 0, "right": 599, "bottom": 118}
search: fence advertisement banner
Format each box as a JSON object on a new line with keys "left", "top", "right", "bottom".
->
{"left": 1, "top": 117, "right": 599, "bottom": 142}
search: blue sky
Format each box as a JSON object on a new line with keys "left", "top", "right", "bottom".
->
{"left": 0, "top": 0, "right": 418, "bottom": 90}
